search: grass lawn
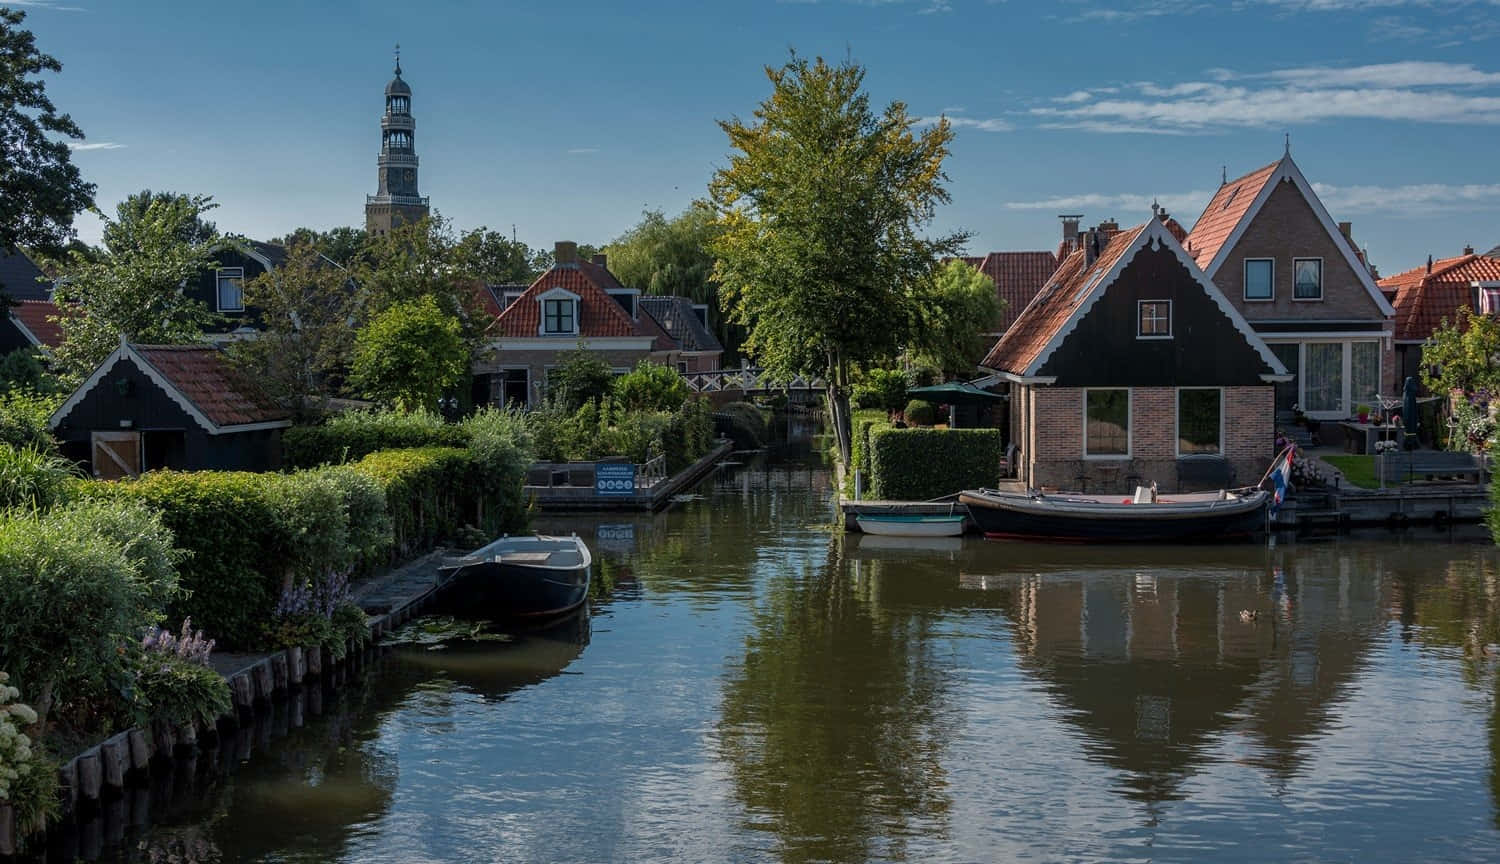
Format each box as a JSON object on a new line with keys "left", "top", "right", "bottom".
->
{"left": 1319, "top": 454, "right": 1379, "bottom": 489}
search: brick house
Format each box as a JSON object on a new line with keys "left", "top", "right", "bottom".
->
{"left": 1182, "top": 153, "right": 1395, "bottom": 422}
{"left": 1378, "top": 249, "right": 1500, "bottom": 386}
{"left": 476, "top": 242, "right": 675, "bottom": 407}
{"left": 982, "top": 211, "right": 1289, "bottom": 493}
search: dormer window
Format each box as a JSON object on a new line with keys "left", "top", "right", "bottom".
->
{"left": 216, "top": 267, "right": 244, "bottom": 312}
{"left": 543, "top": 298, "right": 575, "bottom": 334}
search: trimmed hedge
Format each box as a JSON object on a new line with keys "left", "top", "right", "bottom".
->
{"left": 282, "top": 408, "right": 466, "bottom": 469}
{"left": 868, "top": 427, "right": 1002, "bottom": 501}
{"left": 352, "top": 447, "right": 479, "bottom": 555}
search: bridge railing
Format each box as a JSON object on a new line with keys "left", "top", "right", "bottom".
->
{"left": 683, "top": 367, "right": 823, "bottom": 394}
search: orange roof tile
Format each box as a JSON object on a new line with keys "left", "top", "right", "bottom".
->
{"left": 488, "top": 260, "right": 653, "bottom": 341}
{"left": 1183, "top": 160, "right": 1279, "bottom": 269}
{"left": 133, "top": 345, "right": 289, "bottom": 428}
{"left": 10, "top": 300, "right": 66, "bottom": 350}
{"left": 983, "top": 222, "right": 1150, "bottom": 374}
{"left": 958, "top": 251, "right": 1060, "bottom": 333}
{"left": 1379, "top": 254, "right": 1500, "bottom": 342}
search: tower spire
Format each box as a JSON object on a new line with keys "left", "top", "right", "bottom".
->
{"left": 394, "top": 43, "right": 401, "bottom": 76}
{"left": 1284, "top": 131, "right": 1291, "bottom": 157}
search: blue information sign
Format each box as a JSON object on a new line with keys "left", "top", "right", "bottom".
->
{"left": 595, "top": 463, "right": 637, "bottom": 497}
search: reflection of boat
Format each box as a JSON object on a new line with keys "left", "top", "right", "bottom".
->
{"left": 438, "top": 534, "right": 592, "bottom": 618}
{"left": 856, "top": 533, "right": 963, "bottom": 554}
{"left": 392, "top": 611, "right": 591, "bottom": 700}
{"left": 855, "top": 513, "right": 967, "bottom": 537}
{"left": 959, "top": 488, "right": 1269, "bottom": 542}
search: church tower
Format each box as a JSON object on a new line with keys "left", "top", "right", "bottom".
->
{"left": 365, "top": 46, "right": 429, "bottom": 236}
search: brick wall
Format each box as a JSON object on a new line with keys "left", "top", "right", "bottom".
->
{"left": 1023, "top": 385, "right": 1274, "bottom": 493}
{"left": 473, "top": 347, "right": 655, "bottom": 406}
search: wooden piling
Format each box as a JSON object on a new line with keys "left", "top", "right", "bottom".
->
{"left": 76, "top": 750, "right": 103, "bottom": 801}
{"left": 128, "top": 728, "right": 153, "bottom": 771}
{"left": 0, "top": 803, "right": 15, "bottom": 857}
{"left": 101, "top": 732, "right": 130, "bottom": 788}
{"left": 288, "top": 646, "right": 305, "bottom": 685}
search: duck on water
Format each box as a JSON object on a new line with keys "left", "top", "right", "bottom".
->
{"left": 438, "top": 534, "right": 593, "bottom": 618}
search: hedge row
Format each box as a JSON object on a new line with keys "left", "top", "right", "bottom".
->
{"left": 867, "top": 427, "right": 1002, "bottom": 501}
{"left": 78, "top": 445, "right": 528, "bottom": 650}
{"left": 282, "top": 408, "right": 467, "bottom": 469}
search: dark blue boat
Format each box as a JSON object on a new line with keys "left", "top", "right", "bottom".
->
{"left": 438, "top": 534, "right": 593, "bottom": 618}
{"left": 958, "top": 488, "right": 1269, "bottom": 543}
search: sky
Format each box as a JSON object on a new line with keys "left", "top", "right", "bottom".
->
{"left": 13, "top": 0, "right": 1500, "bottom": 276}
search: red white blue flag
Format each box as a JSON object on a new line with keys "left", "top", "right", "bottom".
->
{"left": 1268, "top": 448, "right": 1294, "bottom": 514}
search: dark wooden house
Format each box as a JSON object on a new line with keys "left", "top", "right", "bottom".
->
{"left": 982, "top": 211, "right": 1290, "bottom": 493}
{"left": 0, "top": 247, "right": 54, "bottom": 354}
{"left": 192, "top": 240, "right": 287, "bottom": 339}
{"left": 49, "top": 342, "right": 290, "bottom": 478}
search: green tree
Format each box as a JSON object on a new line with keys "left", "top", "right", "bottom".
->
{"left": 606, "top": 203, "right": 740, "bottom": 354}
{"left": 1422, "top": 306, "right": 1500, "bottom": 397}
{"left": 708, "top": 54, "right": 967, "bottom": 467}
{"left": 350, "top": 296, "right": 467, "bottom": 412}
{"left": 356, "top": 214, "right": 491, "bottom": 354}
{"left": 614, "top": 359, "right": 688, "bottom": 412}
{"left": 911, "top": 259, "right": 1002, "bottom": 374}
{"left": 0, "top": 8, "right": 94, "bottom": 259}
{"left": 51, "top": 192, "right": 221, "bottom": 379}
{"left": 547, "top": 347, "right": 614, "bottom": 411}
{"left": 271, "top": 226, "right": 369, "bottom": 267}
{"left": 104, "top": 189, "right": 218, "bottom": 249}
{"left": 455, "top": 228, "right": 549, "bottom": 284}
{"left": 229, "top": 241, "right": 358, "bottom": 421}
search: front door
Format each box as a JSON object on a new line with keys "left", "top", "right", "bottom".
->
{"left": 92, "top": 431, "right": 141, "bottom": 480}
{"left": 500, "top": 368, "right": 530, "bottom": 408}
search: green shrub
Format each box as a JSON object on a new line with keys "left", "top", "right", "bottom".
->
{"left": 548, "top": 348, "right": 614, "bottom": 411}
{"left": 459, "top": 407, "right": 534, "bottom": 534}
{"left": 0, "top": 501, "right": 178, "bottom": 727}
{"left": 132, "top": 652, "right": 230, "bottom": 730}
{"left": 903, "top": 399, "right": 937, "bottom": 427}
{"left": 868, "top": 427, "right": 1001, "bottom": 500}
{"left": 853, "top": 368, "right": 908, "bottom": 414}
{"left": 0, "top": 348, "right": 59, "bottom": 396}
{"left": 309, "top": 466, "right": 393, "bottom": 575}
{"left": 524, "top": 399, "right": 572, "bottom": 463}
{"left": 0, "top": 443, "right": 75, "bottom": 511}
{"left": 0, "top": 390, "right": 61, "bottom": 452}
{"left": 282, "top": 408, "right": 464, "bottom": 469}
{"left": 0, "top": 671, "right": 59, "bottom": 839}
{"left": 353, "top": 447, "right": 479, "bottom": 554}
{"left": 664, "top": 397, "right": 716, "bottom": 472}
{"left": 614, "top": 360, "right": 688, "bottom": 413}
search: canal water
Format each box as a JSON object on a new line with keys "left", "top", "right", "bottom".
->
{"left": 47, "top": 445, "right": 1500, "bottom": 862}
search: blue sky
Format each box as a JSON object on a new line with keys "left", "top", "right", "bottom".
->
{"left": 15, "top": 0, "right": 1499, "bottom": 275}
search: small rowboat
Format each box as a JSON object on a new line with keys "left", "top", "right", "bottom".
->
{"left": 958, "top": 487, "right": 1268, "bottom": 543}
{"left": 438, "top": 534, "right": 592, "bottom": 618}
{"left": 855, "top": 513, "right": 967, "bottom": 537}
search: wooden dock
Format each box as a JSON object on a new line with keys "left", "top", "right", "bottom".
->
{"left": 526, "top": 442, "right": 733, "bottom": 512}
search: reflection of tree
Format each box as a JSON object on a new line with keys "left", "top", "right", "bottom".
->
{"left": 718, "top": 552, "right": 957, "bottom": 863}
{"left": 1395, "top": 553, "right": 1500, "bottom": 684}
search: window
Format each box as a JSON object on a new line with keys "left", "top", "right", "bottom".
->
{"left": 1137, "top": 300, "right": 1171, "bottom": 339}
{"left": 1304, "top": 342, "right": 1342, "bottom": 413}
{"left": 1351, "top": 341, "right": 1380, "bottom": 409}
{"left": 1293, "top": 258, "right": 1322, "bottom": 300}
{"left": 1085, "top": 389, "right": 1130, "bottom": 457}
{"left": 1480, "top": 287, "right": 1500, "bottom": 315}
{"left": 543, "top": 298, "right": 575, "bottom": 334}
{"left": 216, "top": 267, "right": 244, "bottom": 312}
{"left": 1244, "top": 258, "right": 1274, "bottom": 301}
{"left": 1177, "top": 389, "right": 1222, "bottom": 455}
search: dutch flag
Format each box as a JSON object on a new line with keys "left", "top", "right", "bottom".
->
{"left": 1268, "top": 447, "right": 1294, "bottom": 514}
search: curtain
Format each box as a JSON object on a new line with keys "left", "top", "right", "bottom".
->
{"left": 1351, "top": 341, "right": 1380, "bottom": 409}
{"left": 1304, "top": 342, "right": 1342, "bottom": 413}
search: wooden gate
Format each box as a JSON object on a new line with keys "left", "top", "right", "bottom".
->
{"left": 92, "top": 431, "right": 141, "bottom": 480}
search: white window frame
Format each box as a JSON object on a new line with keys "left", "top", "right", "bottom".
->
{"left": 535, "top": 287, "right": 581, "bottom": 337}
{"left": 1174, "top": 387, "right": 1224, "bottom": 457}
{"left": 1083, "top": 387, "right": 1132, "bottom": 460}
{"left": 1136, "top": 300, "right": 1172, "bottom": 340}
{"left": 216, "top": 267, "right": 245, "bottom": 313}
{"left": 1292, "top": 257, "right": 1324, "bottom": 301}
{"left": 1266, "top": 337, "right": 1383, "bottom": 420}
{"left": 1243, "top": 258, "right": 1275, "bottom": 302}
{"left": 1476, "top": 281, "right": 1500, "bottom": 315}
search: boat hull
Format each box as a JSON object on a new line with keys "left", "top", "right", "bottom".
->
{"left": 440, "top": 535, "right": 592, "bottom": 618}
{"left": 958, "top": 489, "right": 1268, "bottom": 543}
{"left": 855, "top": 514, "right": 967, "bottom": 537}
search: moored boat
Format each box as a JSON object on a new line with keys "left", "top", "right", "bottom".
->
{"left": 854, "top": 513, "right": 967, "bottom": 537}
{"left": 438, "top": 534, "right": 592, "bottom": 618}
{"left": 957, "top": 487, "right": 1269, "bottom": 543}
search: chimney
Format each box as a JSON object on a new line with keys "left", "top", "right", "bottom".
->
{"left": 554, "top": 241, "right": 579, "bottom": 267}
{"left": 1097, "top": 218, "right": 1119, "bottom": 238}
{"left": 1060, "top": 215, "right": 1082, "bottom": 254}
{"left": 1464, "top": 244, "right": 1475, "bottom": 256}
{"left": 1338, "top": 221, "right": 1353, "bottom": 243}
{"left": 1083, "top": 228, "right": 1100, "bottom": 266}
{"left": 592, "top": 253, "right": 608, "bottom": 269}
{"left": 1427, "top": 254, "right": 1433, "bottom": 274}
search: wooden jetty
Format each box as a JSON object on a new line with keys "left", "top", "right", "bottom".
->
{"left": 525, "top": 441, "right": 732, "bottom": 512}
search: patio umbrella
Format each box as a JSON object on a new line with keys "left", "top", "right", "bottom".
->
{"left": 906, "top": 381, "right": 1006, "bottom": 428}
{"left": 1401, "top": 376, "right": 1419, "bottom": 447}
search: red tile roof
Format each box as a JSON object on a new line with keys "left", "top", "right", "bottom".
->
{"left": 133, "top": 345, "right": 290, "bottom": 428}
{"left": 983, "top": 222, "right": 1151, "bottom": 374}
{"left": 958, "top": 251, "right": 1060, "bottom": 333}
{"left": 1183, "top": 160, "right": 1280, "bottom": 269}
{"left": 1379, "top": 254, "right": 1500, "bottom": 342}
{"left": 488, "top": 260, "right": 654, "bottom": 341}
{"left": 10, "top": 300, "right": 65, "bottom": 350}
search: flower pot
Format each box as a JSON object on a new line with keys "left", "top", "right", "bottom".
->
{"left": 1358, "top": 413, "right": 1369, "bottom": 424}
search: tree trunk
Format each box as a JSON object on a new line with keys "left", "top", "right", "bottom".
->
{"left": 826, "top": 349, "right": 853, "bottom": 468}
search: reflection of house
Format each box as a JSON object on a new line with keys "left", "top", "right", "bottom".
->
{"left": 49, "top": 342, "right": 290, "bottom": 477}
{"left": 1183, "top": 153, "right": 1395, "bottom": 421}
{"left": 1378, "top": 249, "right": 1500, "bottom": 386}
{"left": 638, "top": 295, "right": 723, "bottom": 373}
{"left": 476, "top": 242, "right": 675, "bottom": 407}
{"left": 983, "top": 210, "right": 1289, "bottom": 493}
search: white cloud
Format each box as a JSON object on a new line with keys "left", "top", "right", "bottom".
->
{"left": 1055, "top": 90, "right": 1094, "bottom": 104}
{"left": 68, "top": 141, "right": 125, "bottom": 151}
{"left": 7, "top": 0, "right": 87, "bottom": 9}
{"left": 1031, "top": 61, "right": 1500, "bottom": 133}
{"left": 566, "top": 147, "right": 600, "bottom": 155}
{"left": 1002, "top": 182, "right": 1500, "bottom": 222}
{"left": 918, "top": 110, "right": 1013, "bottom": 132}
{"left": 1003, "top": 190, "right": 1215, "bottom": 219}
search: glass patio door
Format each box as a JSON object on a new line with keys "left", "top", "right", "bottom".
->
{"left": 1304, "top": 342, "right": 1343, "bottom": 414}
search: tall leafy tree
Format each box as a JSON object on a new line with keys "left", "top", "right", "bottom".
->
{"left": 606, "top": 203, "right": 741, "bottom": 355}
{"left": 51, "top": 193, "right": 221, "bottom": 379}
{"left": 0, "top": 7, "right": 94, "bottom": 261}
{"left": 229, "top": 241, "right": 358, "bottom": 421}
{"left": 104, "top": 189, "right": 217, "bottom": 249}
{"left": 709, "top": 54, "right": 967, "bottom": 465}
{"left": 454, "top": 227, "right": 549, "bottom": 284}
{"left": 911, "top": 259, "right": 1002, "bottom": 375}
{"left": 355, "top": 214, "right": 490, "bottom": 348}
{"left": 1422, "top": 307, "right": 1500, "bottom": 397}
{"left": 350, "top": 295, "right": 468, "bottom": 412}
{"left": 272, "top": 226, "right": 368, "bottom": 267}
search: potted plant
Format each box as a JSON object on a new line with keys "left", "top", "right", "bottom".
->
{"left": 1356, "top": 403, "right": 1370, "bottom": 424}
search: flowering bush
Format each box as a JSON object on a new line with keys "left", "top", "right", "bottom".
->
{"left": 132, "top": 622, "right": 230, "bottom": 729}
{"left": 1289, "top": 452, "right": 1331, "bottom": 489}
{"left": 0, "top": 671, "right": 59, "bottom": 838}
{"left": 266, "top": 572, "right": 369, "bottom": 660}
{"left": 1374, "top": 439, "right": 1399, "bottom": 455}
{"left": 1449, "top": 390, "right": 1496, "bottom": 454}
